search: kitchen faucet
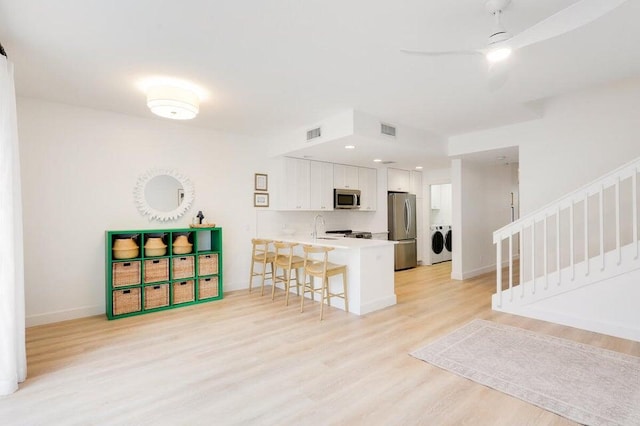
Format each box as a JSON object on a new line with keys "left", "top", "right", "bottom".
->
{"left": 312, "top": 214, "right": 325, "bottom": 240}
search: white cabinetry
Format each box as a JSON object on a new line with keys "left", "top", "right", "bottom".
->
{"left": 358, "top": 167, "right": 377, "bottom": 211}
{"left": 410, "top": 170, "right": 423, "bottom": 196}
{"left": 281, "top": 157, "right": 310, "bottom": 210}
{"left": 310, "top": 161, "right": 334, "bottom": 211}
{"left": 334, "top": 164, "right": 359, "bottom": 189}
{"left": 387, "top": 168, "right": 410, "bottom": 192}
{"left": 431, "top": 185, "right": 442, "bottom": 210}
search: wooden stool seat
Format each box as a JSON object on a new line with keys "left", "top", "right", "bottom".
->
{"left": 300, "top": 245, "right": 348, "bottom": 320}
{"left": 272, "top": 241, "right": 305, "bottom": 306}
{"left": 249, "top": 238, "right": 275, "bottom": 296}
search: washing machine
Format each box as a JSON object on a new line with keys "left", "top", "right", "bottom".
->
{"left": 442, "top": 225, "right": 452, "bottom": 262}
{"left": 430, "top": 225, "right": 445, "bottom": 264}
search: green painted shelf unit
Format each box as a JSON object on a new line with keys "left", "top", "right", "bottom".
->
{"left": 105, "top": 227, "right": 223, "bottom": 320}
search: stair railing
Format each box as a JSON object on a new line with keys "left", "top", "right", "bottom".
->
{"left": 493, "top": 156, "right": 640, "bottom": 308}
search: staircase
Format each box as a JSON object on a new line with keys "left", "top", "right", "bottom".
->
{"left": 492, "top": 157, "right": 640, "bottom": 342}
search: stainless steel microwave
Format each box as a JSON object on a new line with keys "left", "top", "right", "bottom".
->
{"left": 334, "top": 188, "right": 361, "bottom": 209}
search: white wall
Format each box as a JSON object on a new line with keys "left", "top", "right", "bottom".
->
{"left": 449, "top": 76, "right": 640, "bottom": 216}
{"left": 18, "top": 98, "right": 266, "bottom": 325}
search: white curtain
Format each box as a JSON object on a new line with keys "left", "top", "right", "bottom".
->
{"left": 0, "top": 54, "right": 27, "bottom": 395}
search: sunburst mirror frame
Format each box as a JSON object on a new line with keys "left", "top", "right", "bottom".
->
{"left": 133, "top": 168, "right": 195, "bottom": 221}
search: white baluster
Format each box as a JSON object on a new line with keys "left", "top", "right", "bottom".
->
{"left": 556, "top": 207, "right": 560, "bottom": 286}
{"left": 519, "top": 226, "right": 524, "bottom": 298}
{"left": 544, "top": 215, "right": 548, "bottom": 290}
{"left": 599, "top": 184, "right": 604, "bottom": 271}
{"left": 616, "top": 177, "right": 621, "bottom": 265}
{"left": 509, "top": 234, "right": 513, "bottom": 302}
{"left": 570, "top": 202, "right": 574, "bottom": 281}
{"left": 531, "top": 221, "right": 536, "bottom": 295}
{"left": 634, "top": 168, "right": 638, "bottom": 260}
{"left": 496, "top": 238, "right": 502, "bottom": 308}
{"left": 584, "top": 193, "right": 589, "bottom": 276}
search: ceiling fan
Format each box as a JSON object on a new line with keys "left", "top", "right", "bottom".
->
{"left": 401, "top": 0, "right": 629, "bottom": 89}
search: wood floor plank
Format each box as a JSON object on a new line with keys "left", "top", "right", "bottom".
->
{"left": 1, "top": 262, "right": 638, "bottom": 425}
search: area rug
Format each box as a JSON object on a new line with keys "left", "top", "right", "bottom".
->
{"left": 410, "top": 320, "right": 640, "bottom": 426}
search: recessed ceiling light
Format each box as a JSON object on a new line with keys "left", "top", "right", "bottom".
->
{"left": 373, "top": 159, "right": 382, "bottom": 163}
{"left": 345, "top": 145, "right": 355, "bottom": 149}
{"left": 415, "top": 166, "right": 423, "bottom": 170}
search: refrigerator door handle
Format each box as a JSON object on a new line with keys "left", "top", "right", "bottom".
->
{"left": 404, "top": 199, "right": 410, "bottom": 234}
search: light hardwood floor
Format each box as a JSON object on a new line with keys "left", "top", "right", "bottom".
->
{"left": 2, "top": 262, "right": 639, "bottom": 425}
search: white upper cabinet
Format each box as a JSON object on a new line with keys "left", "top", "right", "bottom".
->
{"left": 387, "top": 168, "right": 410, "bottom": 192}
{"left": 431, "top": 184, "right": 442, "bottom": 210}
{"left": 410, "top": 170, "right": 423, "bottom": 196}
{"left": 333, "top": 164, "right": 359, "bottom": 189}
{"left": 281, "top": 157, "right": 310, "bottom": 210}
{"left": 310, "top": 161, "right": 334, "bottom": 211}
{"left": 358, "top": 167, "right": 377, "bottom": 211}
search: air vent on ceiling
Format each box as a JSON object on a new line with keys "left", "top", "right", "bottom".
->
{"left": 380, "top": 123, "right": 396, "bottom": 137}
{"left": 381, "top": 160, "right": 396, "bottom": 165}
{"left": 306, "top": 127, "right": 322, "bottom": 141}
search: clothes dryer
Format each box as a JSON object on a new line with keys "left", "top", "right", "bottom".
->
{"left": 442, "top": 225, "right": 452, "bottom": 262}
{"left": 430, "top": 225, "right": 445, "bottom": 264}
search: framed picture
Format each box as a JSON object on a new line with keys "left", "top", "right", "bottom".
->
{"left": 255, "top": 173, "right": 268, "bottom": 191}
{"left": 254, "top": 192, "right": 269, "bottom": 207}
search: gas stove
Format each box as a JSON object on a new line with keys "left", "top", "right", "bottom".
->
{"left": 325, "top": 230, "right": 372, "bottom": 239}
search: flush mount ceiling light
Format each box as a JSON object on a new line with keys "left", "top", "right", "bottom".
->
{"left": 146, "top": 85, "right": 199, "bottom": 120}
{"left": 415, "top": 166, "right": 423, "bottom": 170}
{"left": 138, "top": 77, "right": 207, "bottom": 120}
{"left": 345, "top": 145, "right": 355, "bottom": 149}
{"left": 373, "top": 159, "right": 382, "bottom": 163}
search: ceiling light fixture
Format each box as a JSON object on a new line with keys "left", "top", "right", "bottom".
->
{"left": 146, "top": 85, "right": 200, "bottom": 120}
{"left": 373, "top": 159, "right": 382, "bottom": 163}
{"left": 486, "top": 45, "right": 512, "bottom": 63}
{"left": 415, "top": 166, "right": 423, "bottom": 170}
{"left": 345, "top": 145, "right": 355, "bottom": 149}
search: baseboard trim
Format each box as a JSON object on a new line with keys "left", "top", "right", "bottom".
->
{"left": 517, "top": 306, "right": 640, "bottom": 343}
{"left": 359, "top": 295, "right": 397, "bottom": 315}
{"left": 26, "top": 305, "right": 104, "bottom": 327}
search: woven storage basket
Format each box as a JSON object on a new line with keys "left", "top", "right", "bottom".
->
{"left": 144, "top": 284, "right": 169, "bottom": 309}
{"left": 112, "top": 261, "right": 141, "bottom": 287}
{"left": 198, "top": 276, "right": 219, "bottom": 300}
{"left": 172, "top": 256, "right": 195, "bottom": 280}
{"left": 112, "top": 287, "right": 141, "bottom": 315}
{"left": 198, "top": 253, "right": 219, "bottom": 276}
{"left": 144, "top": 258, "right": 169, "bottom": 283}
{"left": 173, "top": 280, "right": 195, "bottom": 304}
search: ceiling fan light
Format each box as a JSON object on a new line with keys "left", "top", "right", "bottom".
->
{"left": 146, "top": 85, "right": 200, "bottom": 120}
{"left": 486, "top": 46, "right": 512, "bottom": 63}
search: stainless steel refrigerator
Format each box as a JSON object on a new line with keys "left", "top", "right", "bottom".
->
{"left": 388, "top": 192, "right": 417, "bottom": 270}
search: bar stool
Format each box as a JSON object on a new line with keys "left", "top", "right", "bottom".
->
{"left": 248, "top": 238, "right": 275, "bottom": 296}
{"left": 272, "top": 241, "right": 305, "bottom": 306}
{"left": 300, "top": 245, "right": 348, "bottom": 320}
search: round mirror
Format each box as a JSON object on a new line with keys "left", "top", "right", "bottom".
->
{"left": 134, "top": 168, "right": 195, "bottom": 221}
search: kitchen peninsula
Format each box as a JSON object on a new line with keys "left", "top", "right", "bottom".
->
{"left": 260, "top": 234, "right": 397, "bottom": 315}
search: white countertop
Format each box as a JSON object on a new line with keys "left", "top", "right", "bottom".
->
{"left": 261, "top": 234, "right": 396, "bottom": 250}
